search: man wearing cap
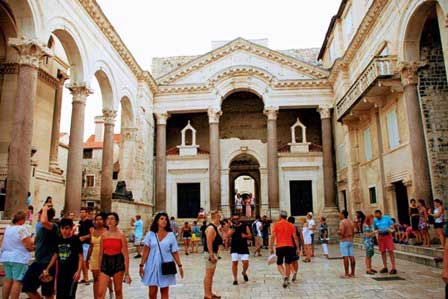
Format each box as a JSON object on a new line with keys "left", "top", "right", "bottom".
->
{"left": 269, "top": 210, "right": 299, "bottom": 288}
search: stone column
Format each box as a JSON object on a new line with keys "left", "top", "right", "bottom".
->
{"left": 5, "top": 38, "right": 50, "bottom": 217}
{"left": 400, "top": 62, "right": 432, "bottom": 204}
{"left": 49, "top": 70, "right": 68, "bottom": 174}
{"left": 318, "top": 106, "right": 336, "bottom": 208}
{"left": 64, "top": 84, "right": 92, "bottom": 214}
{"left": 264, "top": 106, "right": 279, "bottom": 210}
{"left": 100, "top": 109, "right": 117, "bottom": 212}
{"left": 208, "top": 108, "right": 222, "bottom": 211}
{"left": 155, "top": 112, "right": 169, "bottom": 212}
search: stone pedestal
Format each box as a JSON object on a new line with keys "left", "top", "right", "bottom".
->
{"left": 5, "top": 38, "right": 50, "bottom": 217}
{"left": 64, "top": 85, "right": 92, "bottom": 215}
{"left": 155, "top": 112, "right": 169, "bottom": 212}
{"left": 208, "top": 108, "right": 222, "bottom": 211}
{"left": 100, "top": 110, "right": 116, "bottom": 212}
{"left": 289, "top": 142, "right": 310, "bottom": 153}
{"left": 264, "top": 106, "right": 279, "bottom": 209}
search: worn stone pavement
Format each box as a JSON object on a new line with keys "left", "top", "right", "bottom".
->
{"left": 9, "top": 245, "right": 445, "bottom": 298}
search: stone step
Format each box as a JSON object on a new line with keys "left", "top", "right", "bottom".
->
{"left": 353, "top": 240, "right": 444, "bottom": 269}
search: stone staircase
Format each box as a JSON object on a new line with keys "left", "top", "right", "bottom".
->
{"left": 353, "top": 235, "right": 444, "bottom": 268}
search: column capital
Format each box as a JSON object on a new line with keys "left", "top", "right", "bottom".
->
{"left": 155, "top": 111, "right": 169, "bottom": 125}
{"left": 103, "top": 109, "right": 117, "bottom": 125}
{"left": 264, "top": 106, "right": 279, "bottom": 120}
{"left": 398, "top": 61, "right": 426, "bottom": 87}
{"left": 208, "top": 107, "right": 222, "bottom": 124}
{"left": 318, "top": 105, "right": 332, "bottom": 119}
{"left": 57, "top": 69, "right": 69, "bottom": 85}
{"left": 8, "top": 37, "right": 52, "bottom": 68}
{"left": 67, "top": 83, "right": 93, "bottom": 104}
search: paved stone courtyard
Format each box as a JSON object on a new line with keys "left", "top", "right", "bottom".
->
{"left": 72, "top": 245, "right": 445, "bottom": 299}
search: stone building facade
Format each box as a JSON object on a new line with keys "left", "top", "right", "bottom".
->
{"left": 0, "top": 0, "right": 447, "bottom": 233}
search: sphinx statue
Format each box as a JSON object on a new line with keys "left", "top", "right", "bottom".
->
{"left": 112, "top": 181, "right": 133, "bottom": 201}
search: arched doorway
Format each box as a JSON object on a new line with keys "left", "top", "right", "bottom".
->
{"left": 229, "top": 153, "right": 260, "bottom": 218}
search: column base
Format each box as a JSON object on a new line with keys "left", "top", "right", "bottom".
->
{"left": 322, "top": 206, "right": 340, "bottom": 244}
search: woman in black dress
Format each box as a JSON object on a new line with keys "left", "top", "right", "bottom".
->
{"left": 409, "top": 199, "right": 422, "bottom": 245}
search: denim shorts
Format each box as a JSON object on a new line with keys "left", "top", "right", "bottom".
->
{"left": 3, "top": 262, "right": 28, "bottom": 281}
{"left": 339, "top": 241, "right": 354, "bottom": 257}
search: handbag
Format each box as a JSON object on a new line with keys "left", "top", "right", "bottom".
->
{"left": 155, "top": 233, "right": 177, "bottom": 275}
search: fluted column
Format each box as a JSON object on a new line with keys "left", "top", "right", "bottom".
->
{"left": 208, "top": 108, "right": 222, "bottom": 210}
{"left": 155, "top": 112, "right": 169, "bottom": 212}
{"left": 49, "top": 70, "right": 68, "bottom": 174}
{"left": 5, "top": 38, "right": 50, "bottom": 217}
{"left": 64, "top": 84, "right": 92, "bottom": 214}
{"left": 400, "top": 62, "right": 432, "bottom": 205}
{"left": 264, "top": 106, "right": 279, "bottom": 209}
{"left": 100, "top": 109, "right": 117, "bottom": 212}
{"left": 318, "top": 106, "right": 336, "bottom": 208}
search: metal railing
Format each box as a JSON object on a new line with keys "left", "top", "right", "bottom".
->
{"left": 336, "top": 55, "right": 397, "bottom": 120}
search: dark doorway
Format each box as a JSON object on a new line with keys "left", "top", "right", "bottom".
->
{"left": 177, "top": 183, "right": 200, "bottom": 218}
{"left": 394, "top": 181, "right": 409, "bottom": 225}
{"left": 289, "top": 181, "right": 313, "bottom": 216}
{"left": 341, "top": 190, "right": 347, "bottom": 212}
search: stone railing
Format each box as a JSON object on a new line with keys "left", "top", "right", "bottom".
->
{"left": 336, "top": 55, "right": 397, "bottom": 120}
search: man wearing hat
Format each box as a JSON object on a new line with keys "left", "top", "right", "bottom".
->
{"left": 269, "top": 210, "right": 299, "bottom": 288}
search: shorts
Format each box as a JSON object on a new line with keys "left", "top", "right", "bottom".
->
{"left": 191, "top": 234, "right": 200, "bottom": 242}
{"left": 22, "top": 262, "right": 56, "bottom": 296}
{"left": 304, "top": 235, "right": 312, "bottom": 245}
{"left": 275, "top": 246, "right": 295, "bottom": 265}
{"left": 365, "top": 246, "right": 374, "bottom": 258}
{"left": 231, "top": 253, "right": 249, "bottom": 262}
{"left": 101, "top": 253, "right": 125, "bottom": 277}
{"left": 435, "top": 222, "right": 444, "bottom": 229}
{"left": 2, "top": 262, "right": 28, "bottom": 281}
{"left": 255, "top": 236, "right": 263, "bottom": 244}
{"left": 339, "top": 241, "right": 354, "bottom": 257}
{"left": 378, "top": 234, "right": 395, "bottom": 253}
{"left": 134, "top": 237, "right": 143, "bottom": 246}
{"left": 82, "top": 243, "right": 90, "bottom": 260}
{"left": 204, "top": 255, "right": 218, "bottom": 270}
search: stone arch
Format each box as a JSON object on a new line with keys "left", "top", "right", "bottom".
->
{"left": 94, "top": 69, "right": 114, "bottom": 111}
{"left": 0, "top": 2, "right": 18, "bottom": 62}
{"left": 120, "top": 96, "right": 136, "bottom": 129}
{"left": 3, "top": 0, "right": 37, "bottom": 39}
{"left": 399, "top": 0, "right": 448, "bottom": 61}
{"left": 224, "top": 148, "right": 265, "bottom": 170}
{"left": 46, "top": 17, "right": 88, "bottom": 84}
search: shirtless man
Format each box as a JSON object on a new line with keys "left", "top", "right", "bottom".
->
{"left": 338, "top": 210, "right": 355, "bottom": 278}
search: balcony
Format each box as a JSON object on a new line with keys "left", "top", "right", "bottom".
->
{"left": 336, "top": 56, "right": 398, "bottom": 121}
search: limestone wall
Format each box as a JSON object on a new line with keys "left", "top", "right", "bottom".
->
{"left": 111, "top": 200, "right": 153, "bottom": 237}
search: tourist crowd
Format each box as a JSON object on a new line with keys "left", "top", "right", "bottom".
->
{"left": 0, "top": 196, "right": 446, "bottom": 299}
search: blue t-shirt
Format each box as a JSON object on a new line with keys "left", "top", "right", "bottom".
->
{"left": 134, "top": 219, "right": 143, "bottom": 239}
{"left": 26, "top": 196, "right": 31, "bottom": 206}
{"left": 374, "top": 215, "right": 393, "bottom": 231}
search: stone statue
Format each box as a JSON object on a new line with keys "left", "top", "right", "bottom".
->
{"left": 112, "top": 181, "right": 133, "bottom": 201}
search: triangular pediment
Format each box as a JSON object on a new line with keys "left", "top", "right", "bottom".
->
{"left": 156, "top": 38, "right": 329, "bottom": 85}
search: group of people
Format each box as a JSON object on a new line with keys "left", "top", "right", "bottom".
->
{"left": 354, "top": 198, "right": 445, "bottom": 248}
{"left": 234, "top": 193, "right": 255, "bottom": 217}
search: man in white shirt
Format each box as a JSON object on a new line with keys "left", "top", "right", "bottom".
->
{"left": 307, "top": 212, "right": 316, "bottom": 257}
{"left": 253, "top": 216, "right": 263, "bottom": 256}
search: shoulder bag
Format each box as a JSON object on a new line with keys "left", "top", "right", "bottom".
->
{"left": 155, "top": 232, "right": 177, "bottom": 275}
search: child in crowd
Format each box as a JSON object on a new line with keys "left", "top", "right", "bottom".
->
{"left": 319, "top": 217, "right": 329, "bottom": 258}
{"left": 363, "top": 215, "right": 377, "bottom": 275}
{"left": 48, "top": 218, "right": 83, "bottom": 299}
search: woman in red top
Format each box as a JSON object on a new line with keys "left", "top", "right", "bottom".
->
{"left": 97, "top": 212, "right": 131, "bottom": 299}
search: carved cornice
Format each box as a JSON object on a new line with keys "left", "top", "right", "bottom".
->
{"left": 78, "top": 0, "right": 158, "bottom": 94}
{"left": 38, "top": 68, "right": 59, "bottom": 89}
{"left": 0, "top": 63, "right": 19, "bottom": 74}
{"left": 8, "top": 37, "right": 52, "bottom": 68}
{"left": 328, "top": 0, "right": 389, "bottom": 82}
{"left": 67, "top": 83, "right": 93, "bottom": 104}
{"left": 157, "top": 38, "right": 329, "bottom": 84}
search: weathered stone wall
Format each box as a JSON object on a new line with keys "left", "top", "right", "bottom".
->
{"left": 111, "top": 199, "right": 152, "bottom": 237}
{"left": 418, "top": 18, "right": 448, "bottom": 201}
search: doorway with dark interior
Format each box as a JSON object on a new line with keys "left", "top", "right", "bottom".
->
{"left": 394, "top": 181, "right": 410, "bottom": 225}
{"left": 177, "top": 183, "right": 200, "bottom": 218}
{"left": 289, "top": 180, "right": 313, "bottom": 216}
